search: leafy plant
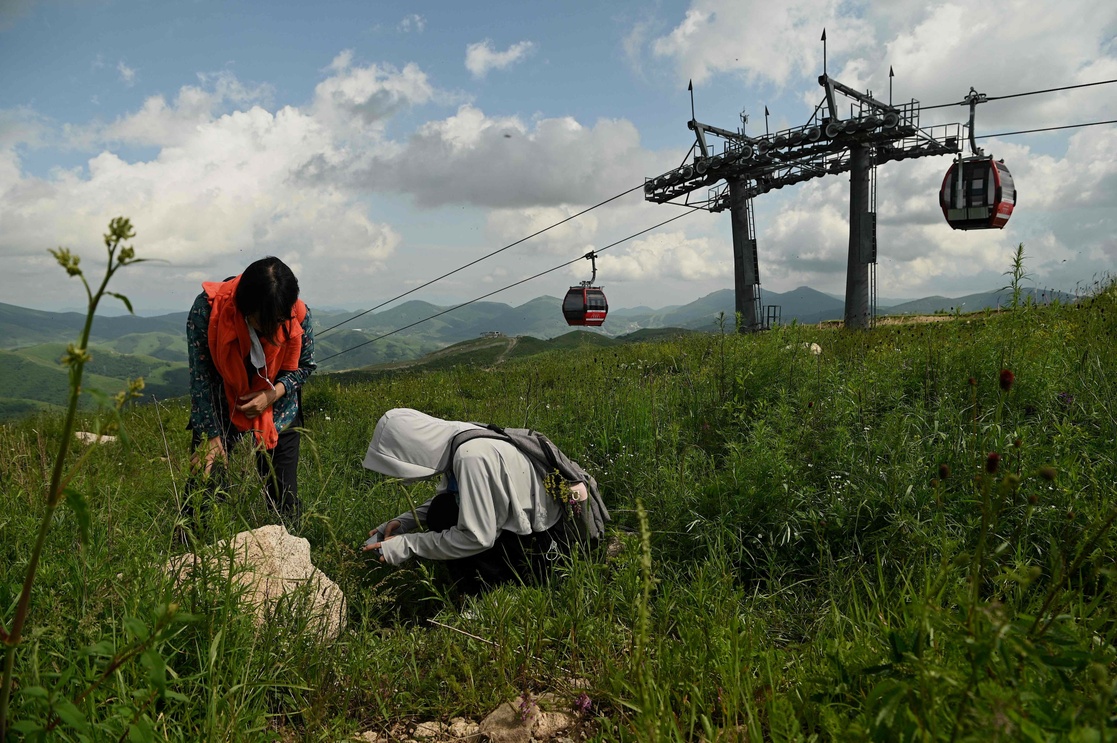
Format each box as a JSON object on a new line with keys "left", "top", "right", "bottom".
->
{"left": 0, "top": 218, "right": 189, "bottom": 740}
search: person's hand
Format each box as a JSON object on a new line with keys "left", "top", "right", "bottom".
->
{"left": 569, "top": 482, "right": 589, "bottom": 502}
{"left": 361, "top": 526, "right": 400, "bottom": 563}
{"left": 190, "top": 435, "right": 227, "bottom": 474}
{"left": 236, "top": 382, "right": 285, "bottom": 418}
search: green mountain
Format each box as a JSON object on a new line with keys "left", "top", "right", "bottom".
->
{"left": 885, "top": 288, "right": 1073, "bottom": 315}
{"left": 0, "top": 343, "right": 191, "bottom": 420}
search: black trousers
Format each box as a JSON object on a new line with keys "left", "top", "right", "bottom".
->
{"left": 426, "top": 491, "right": 569, "bottom": 595}
{"left": 185, "top": 411, "right": 303, "bottom": 527}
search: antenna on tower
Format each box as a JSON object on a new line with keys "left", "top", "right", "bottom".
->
{"left": 821, "top": 28, "right": 827, "bottom": 76}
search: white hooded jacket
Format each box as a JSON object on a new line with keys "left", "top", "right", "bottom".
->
{"left": 363, "top": 408, "right": 564, "bottom": 565}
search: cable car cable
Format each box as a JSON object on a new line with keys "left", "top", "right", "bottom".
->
{"left": 920, "top": 78, "right": 1117, "bottom": 110}
{"left": 316, "top": 182, "right": 646, "bottom": 339}
{"left": 316, "top": 209, "right": 698, "bottom": 365}
{"left": 974, "top": 118, "right": 1117, "bottom": 139}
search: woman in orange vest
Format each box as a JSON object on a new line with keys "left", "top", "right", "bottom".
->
{"left": 185, "top": 256, "right": 316, "bottom": 529}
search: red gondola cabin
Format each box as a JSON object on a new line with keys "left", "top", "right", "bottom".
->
{"left": 562, "top": 286, "right": 608, "bottom": 326}
{"left": 939, "top": 157, "right": 1016, "bottom": 230}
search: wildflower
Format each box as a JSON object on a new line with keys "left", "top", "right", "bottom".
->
{"left": 1056, "top": 392, "right": 1074, "bottom": 407}
{"left": 1028, "top": 494, "right": 1038, "bottom": 505}
{"left": 938, "top": 464, "right": 951, "bottom": 480}
{"left": 573, "top": 692, "right": 592, "bottom": 715}
{"left": 999, "top": 369, "right": 1015, "bottom": 392}
{"left": 518, "top": 691, "right": 536, "bottom": 722}
{"left": 968, "top": 376, "right": 977, "bottom": 387}
{"left": 1038, "top": 466, "right": 1057, "bottom": 481}
{"left": 1013, "top": 438, "right": 1022, "bottom": 448}
{"left": 985, "top": 452, "right": 1001, "bottom": 474}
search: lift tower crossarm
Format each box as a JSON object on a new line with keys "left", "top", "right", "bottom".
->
{"left": 819, "top": 74, "right": 901, "bottom": 116}
{"left": 688, "top": 119, "right": 762, "bottom": 145}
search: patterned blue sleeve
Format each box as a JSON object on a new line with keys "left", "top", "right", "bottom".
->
{"left": 186, "top": 292, "right": 223, "bottom": 439}
{"left": 272, "top": 306, "right": 316, "bottom": 433}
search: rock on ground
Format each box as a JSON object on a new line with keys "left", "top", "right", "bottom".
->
{"left": 479, "top": 694, "right": 577, "bottom": 743}
{"left": 167, "top": 524, "right": 346, "bottom": 641}
{"left": 74, "top": 431, "right": 117, "bottom": 444}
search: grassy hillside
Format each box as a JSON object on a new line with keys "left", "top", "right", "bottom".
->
{"left": 2, "top": 284, "right": 1115, "bottom": 740}
{"left": 0, "top": 344, "right": 189, "bottom": 419}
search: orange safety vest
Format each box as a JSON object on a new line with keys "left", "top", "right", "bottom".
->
{"left": 203, "top": 275, "right": 307, "bottom": 449}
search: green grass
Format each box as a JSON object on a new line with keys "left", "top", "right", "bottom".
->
{"left": 2, "top": 282, "right": 1116, "bottom": 740}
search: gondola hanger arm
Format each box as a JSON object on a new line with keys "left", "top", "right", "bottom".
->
{"left": 582, "top": 251, "right": 598, "bottom": 287}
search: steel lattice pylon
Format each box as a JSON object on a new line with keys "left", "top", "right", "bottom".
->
{"left": 646, "top": 73, "right": 961, "bottom": 330}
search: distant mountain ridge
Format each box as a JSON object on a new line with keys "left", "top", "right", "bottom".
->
{"left": 0, "top": 285, "right": 1078, "bottom": 420}
{"left": 1, "top": 285, "right": 1074, "bottom": 371}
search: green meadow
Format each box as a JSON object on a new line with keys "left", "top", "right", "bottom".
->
{"left": 2, "top": 247, "right": 1115, "bottom": 740}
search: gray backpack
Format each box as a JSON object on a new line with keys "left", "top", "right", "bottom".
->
{"left": 448, "top": 424, "right": 610, "bottom": 548}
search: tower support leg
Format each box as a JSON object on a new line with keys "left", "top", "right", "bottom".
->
{"left": 729, "top": 178, "right": 762, "bottom": 333}
{"left": 845, "top": 144, "right": 874, "bottom": 329}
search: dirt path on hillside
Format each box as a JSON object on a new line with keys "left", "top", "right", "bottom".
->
{"left": 494, "top": 336, "right": 518, "bottom": 364}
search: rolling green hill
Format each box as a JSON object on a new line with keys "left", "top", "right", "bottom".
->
{"left": 0, "top": 344, "right": 189, "bottom": 420}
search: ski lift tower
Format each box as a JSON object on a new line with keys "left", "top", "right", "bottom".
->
{"left": 645, "top": 45, "right": 962, "bottom": 331}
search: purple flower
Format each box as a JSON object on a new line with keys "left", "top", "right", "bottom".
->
{"left": 574, "top": 692, "right": 592, "bottom": 714}
{"left": 518, "top": 691, "right": 536, "bottom": 722}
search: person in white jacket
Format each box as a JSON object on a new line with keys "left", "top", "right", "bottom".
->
{"left": 360, "top": 408, "right": 570, "bottom": 593}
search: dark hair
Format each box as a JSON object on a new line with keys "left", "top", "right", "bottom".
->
{"left": 235, "top": 257, "right": 300, "bottom": 341}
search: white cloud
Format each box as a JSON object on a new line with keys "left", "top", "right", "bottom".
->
{"left": 465, "top": 40, "right": 535, "bottom": 79}
{"left": 650, "top": 0, "right": 872, "bottom": 87}
{"left": 603, "top": 230, "right": 727, "bottom": 282}
{"left": 312, "top": 52, "right": 436, "bottom": 138}
{"left": 844, "top": 1, "right": 1117, "bottom": 131}
{"left": 0, "top": 107, "right": 45, "bottom": 192}
{"left": 335, "top": 104, "right": 668, "bottom": 208}
{"left": 398, "top": 14, "right": 425, "bottom": 33}
{"left": 117, "top": 60, "right": 137, "bottom": 86}
{"left": 0, "top": 66, "right": 407, "bottom": 310}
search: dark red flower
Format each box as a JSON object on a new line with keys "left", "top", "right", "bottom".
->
{"left": 938, "top": 464, "right": 951, "bottom": 480}
{"left": 985, "top": 452, "right": 1001, "bottom": 474}
{"left": 999, "top": 369, "right": 1015, "bottom": 392}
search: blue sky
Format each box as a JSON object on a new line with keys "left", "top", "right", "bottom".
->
{"left": 2, "top": 0, "right": 1115, "bottom": 317}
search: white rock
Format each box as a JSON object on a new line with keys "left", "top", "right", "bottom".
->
{"left": 479, "top": 694, "right": 574, "bottom": 743}
{"left": 167, "top": 525, "right": 346, "bottom": 641}
{"left": 74, "top": 431, "right": 117, "bottom": 444}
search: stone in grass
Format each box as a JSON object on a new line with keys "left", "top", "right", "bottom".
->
{"left": 166, "top": 524, "right": 346, "bottom": 641}
{"left": 411, "top": 718, "right": 481, "bottom": 741}
{"left": 480, "top": 693, "right": 577, "bottom": 743}
{"left": 74, "top": 431, "right": 117, "bottom": 444}
{"left": 354, "top": 718, "right": 479, "bottom": 743}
